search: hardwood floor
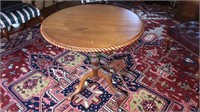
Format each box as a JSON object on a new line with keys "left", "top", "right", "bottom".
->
{"left": 41, "top": 1, "right": 81, "bottom": 18}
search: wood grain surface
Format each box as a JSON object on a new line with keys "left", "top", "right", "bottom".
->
{"left": 40, "top": 4, "right": 144, "bottom": 52}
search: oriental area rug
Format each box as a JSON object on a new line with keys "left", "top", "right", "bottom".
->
{"left": 0, "top": 3, "right": 199, "bottom": 112}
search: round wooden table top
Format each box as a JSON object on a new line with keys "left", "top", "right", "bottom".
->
{"left": 40, "top": 4, "right": 144, "bottom": 52}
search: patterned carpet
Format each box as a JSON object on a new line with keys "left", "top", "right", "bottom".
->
{"left": 0, "top": 3, "right": 199, "bottom": 112}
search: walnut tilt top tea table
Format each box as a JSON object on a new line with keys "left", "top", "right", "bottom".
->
{"left": 40, "top": 4, "right": 144, "bottom": 100}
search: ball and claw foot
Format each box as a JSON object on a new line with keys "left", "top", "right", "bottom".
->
{"left": 67, "top": 92, "right": 76, "bottom": 101}
{"left": 116, "top": 91, "right": 127, "bottom": 101}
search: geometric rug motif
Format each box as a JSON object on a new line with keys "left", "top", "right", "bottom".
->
{"left": 56, "top": 51, "right": 87, "bottom": 73}
{"left": 7, "top": 71, "right": 51, "bottom": 111}
{"left": 121, "top": 88, "right": 169, "bottom": 112}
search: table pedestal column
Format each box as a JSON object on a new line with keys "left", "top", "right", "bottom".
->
{"left": 67, "top": 53, "right": 126, "bottom": 100}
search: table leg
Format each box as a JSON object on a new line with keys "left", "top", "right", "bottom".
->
{"left": 98, "top": 68, "right": 126, "bottom": 100}
{"left": 67, "top": 53, "right": 100, "bottom": 100}
{"left": 67, "top": 53, "right": 126, "bottom": 100}
{"left": 67, "top": 70, "right": 93, "bottom": 100}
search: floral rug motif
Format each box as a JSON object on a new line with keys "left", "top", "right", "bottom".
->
{"left": 0, "top": 3, "right": 199, "bottom": 112}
